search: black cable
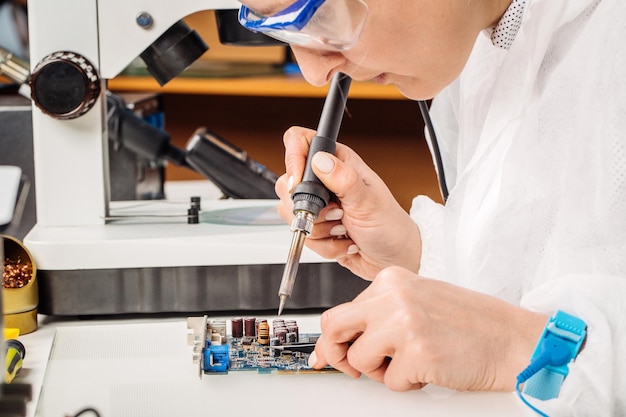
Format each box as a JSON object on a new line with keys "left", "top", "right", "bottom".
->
{"left": 418, "top": 100, "right": 448, "bottom": 202}
{"left": 73, "top": 407, "right": 101, "bottom": 417}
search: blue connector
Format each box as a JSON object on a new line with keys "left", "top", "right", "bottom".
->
{"left": 203, "top": 343, "right": 230, "bottom": 374}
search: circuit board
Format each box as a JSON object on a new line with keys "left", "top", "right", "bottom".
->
{"left": 187, "top": 316, "right": 336, "bottom": 377}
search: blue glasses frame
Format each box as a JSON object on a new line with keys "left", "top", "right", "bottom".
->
{"left": 239, "top": 0, "right": 368, "bottom": 51}
{"left": 239, "top": 0, "right": 328, "bottom": 32}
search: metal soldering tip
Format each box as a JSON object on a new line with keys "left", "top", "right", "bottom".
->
{"left": 278, "top": 295, "right": 288, "bottom": 316}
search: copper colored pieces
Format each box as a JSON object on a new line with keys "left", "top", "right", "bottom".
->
{"left": 274, "top": 328, "right": 287, "bottom": 344}
{"left": 257, "top": 321, "right": 270, "bottom": 345}
{"left": 285, "top": 319, "right": 299, "bottom": 342}
{"left": 244, "top": 318, "right": 256, "bottom": 337}
{"left": 285, "top": 320, "right": 298, "bottom": 334}
{"left": 232, "top": 318, "right": 301, "bottom": 345}
{"left": 231, "top": 318, "right": 244, "bottom": 339}
{"left": 3, "top": 256, "right": 33, "bottom": 289}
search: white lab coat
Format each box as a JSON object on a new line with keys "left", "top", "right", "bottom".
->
{"left": 411, "top": 0, "right": 626, "bottom": 415}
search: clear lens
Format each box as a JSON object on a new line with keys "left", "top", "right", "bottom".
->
{"left": 303, "top": 0, "right": 367, "bottom": 48}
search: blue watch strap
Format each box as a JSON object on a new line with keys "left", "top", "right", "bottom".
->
{"left": 522, "top": 310, "right": 587, "bottom": 400}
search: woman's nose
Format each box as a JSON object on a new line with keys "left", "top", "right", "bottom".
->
{"left": 290, "top": 46, "right": 345, "bottom": 86}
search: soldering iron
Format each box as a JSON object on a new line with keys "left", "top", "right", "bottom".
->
{"left": 277, "top": 72, "right": 352, "bottom": 315}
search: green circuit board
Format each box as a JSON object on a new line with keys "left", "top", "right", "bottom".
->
{"left": 187, "top": 316, "right": 336, "bottom": 375}
{"left": 227, "top": 334, "right": 327, "bottom": 374}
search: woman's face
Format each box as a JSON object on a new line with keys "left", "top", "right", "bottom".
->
{"left": 239, "top": 0, "right": 508, "bottom": 100}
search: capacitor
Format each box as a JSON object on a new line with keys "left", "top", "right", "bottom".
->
{"left": 285, "top": 320, "right": 299, "bottom": 342}
{"left": 231, "top": 318, "right": 243, "bottom": 339}
{"left": 273, "top": 321, "right": 287, "bottom": 335}
{"left": 244, "top": 317, "right": 256, "bottom": 338}
{"left": 274, "top": 328, "right": 287, "bottom": 344}
{"left": 270, "top": 337, "right": 281, "bottom": 357}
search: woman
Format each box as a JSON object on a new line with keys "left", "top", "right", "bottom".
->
{"left": 240, "top": 0, "right": 626, "bottom": 415}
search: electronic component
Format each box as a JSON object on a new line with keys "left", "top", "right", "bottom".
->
{"left": 187, "top": 316, "right": 335, "bottom": 378}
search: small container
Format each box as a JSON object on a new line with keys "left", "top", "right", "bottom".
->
{"left": 2, "top": 235, "right": 38, "bottom": 334}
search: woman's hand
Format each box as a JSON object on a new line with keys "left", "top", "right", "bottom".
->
{"left": 309, "top": 266, "right": 548, "bottom": 392}
{"left": 275, "top": 126, "right": 422, "bottom": 280}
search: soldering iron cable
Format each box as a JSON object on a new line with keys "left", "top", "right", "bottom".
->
{"left": 418, "top": 100, "right": 448, "bottom": 202}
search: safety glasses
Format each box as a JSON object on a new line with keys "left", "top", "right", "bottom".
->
{"left": 238, "top": 0, "right": 368, "bottom": 51}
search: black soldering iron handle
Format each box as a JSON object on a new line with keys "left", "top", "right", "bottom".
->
{"left": 315, "top": 73, "right": 352, "bottom": 143}
{"left": 291, "top": 73, "right": 352, "bottom": 216}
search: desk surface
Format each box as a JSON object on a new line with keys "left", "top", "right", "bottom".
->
{"left": 18, "top": 314, "right": 533, "bottom": 417}
{"left": 15, "top": 182, "right": 528, "bottom": 416}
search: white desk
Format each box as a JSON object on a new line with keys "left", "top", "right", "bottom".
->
{"left": 17, "top": 313, "right": 533, "bottom": 417}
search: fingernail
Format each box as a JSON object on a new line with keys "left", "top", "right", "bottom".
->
{"left": 308, "top": 351, "right": 318, "bottom": 368}
{"left": 287, "top": 175, "right": 295, "bottom": 193}
{"left": 330, "top": 224, "right": 347, "bottom": 236}
{"left": 325, "top": 208, "right": 344, "bottom": 221}
{"left": 347, "top": 244, "right": 359, "bottom": 255}
{"left": 313, "top": 152, "right": 334, "bottom": 174}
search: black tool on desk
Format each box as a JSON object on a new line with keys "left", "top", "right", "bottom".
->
{"left": 271, "top": 343, "right": 317, "bottom": 354}
{"left": 277, "top": 72, "right": 352, "bottom": 315}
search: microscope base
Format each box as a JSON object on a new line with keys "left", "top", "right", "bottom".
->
{"left": 36, "top": 262, "right": 367, "bottom": 316}
{"left": 24, "top": 199, "right": 368, "bottom": 316}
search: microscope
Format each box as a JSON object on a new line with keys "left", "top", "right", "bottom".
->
{"left": 22, "top": 0, "right": 367, "bottom": 316}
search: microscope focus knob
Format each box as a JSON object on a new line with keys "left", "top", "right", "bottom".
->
{"left": 30, "top": 51, "right": 101, "bottom": 120}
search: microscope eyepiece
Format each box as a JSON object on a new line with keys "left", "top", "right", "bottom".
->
{"left": 139, "top": 20, "right": 208, "bottom": 86}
